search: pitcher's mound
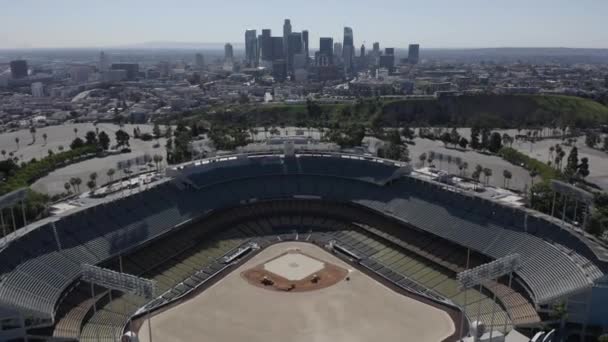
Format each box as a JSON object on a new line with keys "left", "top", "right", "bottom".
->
{"left": 242, "top": 249, "right": 348, "bottom": 292}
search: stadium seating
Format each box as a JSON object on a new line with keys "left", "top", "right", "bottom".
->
{"left": 0, "top": 153, "right": 605, "bottom": 340}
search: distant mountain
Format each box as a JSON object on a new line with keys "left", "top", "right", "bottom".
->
{"left": 117, "top": 41, "right": 244, "bottom": 50}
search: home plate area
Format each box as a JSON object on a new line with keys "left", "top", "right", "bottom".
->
{"left": 242, "top": 249, "right": 349, "bottom": 292}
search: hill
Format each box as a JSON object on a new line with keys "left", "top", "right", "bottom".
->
{"left": 197, "top": 95, "right": 608, "bottom": 129}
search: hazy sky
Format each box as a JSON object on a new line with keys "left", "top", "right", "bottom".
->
{"left": 1, "top": 0, "right": 607, "bottom": 49}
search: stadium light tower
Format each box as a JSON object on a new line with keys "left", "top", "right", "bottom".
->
{"left": 0, "top": 188, "right": 30, "bottom": 246}
{"left": 82, "top": 264, "right": 157, "bottom": 341}
{"left": 457, "top": 254, "right": 521, "bottom": 339}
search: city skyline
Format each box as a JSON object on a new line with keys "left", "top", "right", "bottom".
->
{"left": 2, "top": 0, "right": 608, "bottom": 49}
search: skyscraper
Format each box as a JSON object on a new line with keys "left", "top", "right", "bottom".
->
{"left": 271, "top": 37, "right": 284, "bottom": 61}
{"left": 195, "top": 53, "right": 205, "bottom": 70}
{"left": 99, "top": 51, "right": 109, "bottom": 73}
{"left": 360, "top": 44, "right": 366, "bottom": 58}
{"left": 372, "top": 42, "right": 380, "bottom": 56}
{"left": 283, "top": 19, "right": 292, "bottom": 60}
{"left": 287, "top": 32, "right": 303, "bottom": 72}
{"left": 261, "top": 29, "right": 273, "bottom": 62}
{"left": 318, "top": 37, "right": 334, "bottom": 66}
{"left": 408, "top": 44, "right": 420, "bottom": 64}
{"left": 225, "top": 43, "right": 234, "bottom": 61}
{"left": 10, "top": 60, "right": 28, "bottom": 79}
{"left": 343, "top": 27, "right": 354, "bottom": 72}
{"left": 333, "top": 42, "right": 343, "bottom": 63}
{"left": 245, "top": 29, "right": 258, "bottom": 67}
{"left": 302, "top": 30, "right": 309, "bottom": 60}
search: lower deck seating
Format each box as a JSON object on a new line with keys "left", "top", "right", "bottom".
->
{"left": 52, "top": 200, "right": 540, "bottom": 340}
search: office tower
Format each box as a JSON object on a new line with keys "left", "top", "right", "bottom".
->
{"left": 293, "top": 53, "right": 307, "bottom": 70}
{"left": 31, "top": 82, "right": 44, "bottom": 97}
{"left": 224, "top": 43, "right": 234, "bottom": 61}
{"left": 283, "top": 19, "right": 292, "bottom": 59}
{"left": 372, "top": 42, "right": 380, "bottom": 55}
{"left": 385, "top": 48, "right": 394, "bottom": 56}
{"left": 333, "top": 42, "right": 343, "bottom": 62}
{"left": 272, "top": 59, "right": 287, "bottom": 82}
{"left": 287, "top": 32, "right": 303, "bottom": 71}
{"left": 245, "top": 29, "right": 258, "bottom": 67}
{"left": 302, "top": 30, "right": 309, "bottom": 60}
{"left": 343, "top": 27, "right": 354, "bottom": 72}
{"left": 158, "top": 61, "right": 170, "bottom": 78}
{"left": 408, "top": 44, "right": 420, "bottom": 64}
{"left": 195, "top": 53, "right": 205, "bottom": 70}
{"left": 261, "top": 29, "right": 273, "bottom": 61}
{"left": 111, "top": 63, "right": 139, "bottom": 80}
{"left": 10, "top": 60, "right": 28, "bottom": 79}
{"left": 319, "top": 37, "right": 334, "bottom": 66}
{"left": 70, "top": 66, "right": 92, "bottom": 83}
{"left": 99, "top": 51, "right": 109, "bottom": 73}
{"left": 360, "top": 44, "right": 366, "bottom": 57}
{"left": 271, "top": 37, "right": 284, "bottom": 61}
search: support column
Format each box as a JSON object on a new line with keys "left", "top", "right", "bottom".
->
{"left": 502, "top": 272, "right": 514, "bottom": 334}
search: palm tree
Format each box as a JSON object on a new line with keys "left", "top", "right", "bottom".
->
{"left": 446, "top": 155, "right": 453, "bottom": 173}
{"left": 29, "top": 126, "right": 37, "bottom": 144}
{"left": 69, "top": 177, "right": 78, "bottom": 193}
{"left": 73, "top": 127, "right": 78, "bottom": 138}
{"left": 42, "top": 133, "right": 48, "bottom": 146}
{"left": 74, "top": 177, "right": 82, "bottom": 193}
{"left": 86, "top": 180, "right": 96, "bottom": 192}
{"left": 418, "top": 152, "right": 427, "bottom": 167}
{"left": 153, "top": 154, "right": 163, "bottom": 171}
{"left": 89, "top": 172, "right": 98, "bottom": 183}
{"left": 64, "top": 182, "right": 72, "bottom": 194}
{"left": 107, "top": 168, "right": 116, "bottom": 183}
{"left": 58, "top": 145, "right": 64, "bottom": 152}
{"left": 1, "top": 150, "right": 5, "bottom": 159}
{"left": 15, "top": 137, "right": 20, "bottom": 150}
{"left": 503, "top": 169, "right": 513, "bottom": 188}
{"left": 462, "top": 161, "right": 469, "bottom": 177}
{"left": 482, "top": 168, "right": 493, "bottom": 185}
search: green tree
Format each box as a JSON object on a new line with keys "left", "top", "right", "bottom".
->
{"left": 565, "top": 147, "right": 579, "bottom": 177}
{"left": 585, "top": 132, "right": 599, "bottom": 148}
{"left": 470, "top": 126, "right": 481, "bottom": 149}
{"left": 577, "top": 157, "right": 590, "bottom": 179}
{"left": 481, "top": 128, "right": 491, "bottom": 150}
{"left": 15, "top": 137, "right": 20, "bottom": 150}
{"left": 42, "top": 133, "right": 48, "bottom": 145}
{"left": 598, "top": 333, "right": 608, "bottom": 342}
{"left": 64, "top": 182, "right": 71, "bottom": 194}
{"left": 98, "top": 131, "right": 110, "bottom": 150}
{"left": 73, "top": 127, "right": 78, "bottom": 138}
{"left": 85, "top": 131, "right": 98, "bottom": 146}
{"left": 115, "top": 130, "right": 130, "bottom": 148}
{"left": 153, "top": 122, "right": 162, "bottom": 140}
{"left": 70, "top": 137, "right": 85, "bottom": 150}
{"left": 450, "top": 128, "right": 460, "bottom": 146}
{"left": 458, "top": 137, "right": 468, "bottom": 149}
{"left": 488, "top": 132, "right": 503, "bottom": 153}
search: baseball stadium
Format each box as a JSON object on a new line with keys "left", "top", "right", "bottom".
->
{"left": 1, "top": 145, "right": 608, "bottom": 342}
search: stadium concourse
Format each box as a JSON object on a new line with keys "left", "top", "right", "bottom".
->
{"left": 0, "top": 149, "right": 607, "bottom": 341}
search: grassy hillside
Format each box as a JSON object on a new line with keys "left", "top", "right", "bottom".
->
{"left": 192, "top": 94, "right": 608, "bottom": 129}
{"left": 381, "top": 94, "right": 608, "bottom": 128}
